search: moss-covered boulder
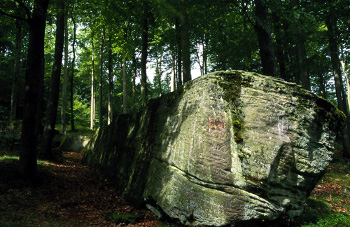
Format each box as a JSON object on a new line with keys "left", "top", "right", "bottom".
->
{"left": 59, "top": 134, "right": 90, "bottom": 152}
{"left": 82, "top": 71, "right": 344, "bottom": 226}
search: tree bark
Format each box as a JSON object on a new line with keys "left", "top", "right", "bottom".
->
{"left": 171, "top": 46, "right": 176, "bottom": 92}
{"left": 132, "top": 54, "right": 137, "bottom": 106}
{"left": 176, "top": 17, "right": 182, "bottom": 89}
{"left": 181, "top": 9, "right": 191, "bottom": 83}
{"left": 341, "top": 60, "right": 350, "bottom": 114}
{"left": 107, "top": 34, "right": 113, "bottom": 125}
{"left": 10, "top": 19, "right": 22, "bottom": 121}
{"left": 318, "top": 73, "right": 327, "bottom": 99}
{"left": 99, "top": 29, "right": 105, "bottom": 127}
{"left": 123, "top": 57, "right": 127, "bottom": 114}
{"left": 140, "top": 1, "right": 148, "bottom": 106}
{"left": 203, "top": 33, "right": 208, "bottom": 75}
{"left": 326, "top": 14, "right": 350, "bottom": 158}
{"left": 61, "top": 4, "right": 69, "bottom": 135}
{"left": 254, "top": 0, "right": 276, "bottom": 77}
{"left": 70, "top": 12, "right": 76, "bottom": 131}
{"left": 290, "top": 0, "right": 310, "bottom": 89}
{"left": 90, "top": 34, "right": 95, "bottom": 130}
{"left": 272, "top": 12, "right": 287, "bottom": 80}
{"left": 41, "top": 0, "right": 65, "bottom": 159}
{"left": 297, "top": 39, "right": 310, "bottom": 90}
{"left": 156, "top": 53, "right": 162, "bottom": 95}
{"left": 19, "top": 0, "right": 50, "bottom": 182}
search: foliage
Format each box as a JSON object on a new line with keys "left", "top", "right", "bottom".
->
{"left": 105, "top": 212, "right": 142, "bottom": 225}
{"left": 298, "top": 153, "right": 350, "bottom": 226}
{"left": 0, "top": 0, "right": 349, "bottom": 126}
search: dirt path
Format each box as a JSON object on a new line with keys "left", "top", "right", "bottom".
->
{"left": 0, "top": 151, "right": 161, "bottom": 226}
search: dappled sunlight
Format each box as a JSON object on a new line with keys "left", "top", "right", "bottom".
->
{"left": 0, "top": 151, "right": 160, "bottom": 226}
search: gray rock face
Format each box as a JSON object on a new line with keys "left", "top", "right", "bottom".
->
{"left": 82, "top": 71, "right": 344, "bottom": 226}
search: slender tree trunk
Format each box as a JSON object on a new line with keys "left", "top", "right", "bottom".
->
{"left": 19, "top": 0, "right": 50, "bottom": 182}
{"left": 140, "top": 1, "right": 148, "bottom": 105}
{"left": 90, "top": 35, "right": 95, "bottom": 130}
{"left": 10, "top": 19, "right": 22, "bottom": 121}
{"left": 171, "top": 46, "right": 176, "bottom": 92}
{"left": 181, "top": 9, "right": 191, "bottom": 83}
{"left": 318, "top": 73, "right": 327, "bottom": 99}
{"left": 41, "top": 0, "right": 65, "bottom": 159}
{"left": 132, "top": 54, "right": 137, "bottom": 106}
{"left": 176, "top": 17, "right": 182, "bottom": 89}
{"left": 107, "top": 34, "right": 113, "bottom": 125}
{"left": 70, "top": 12, "right": 76, "bottom": 131}
{"left": 341, "top": 60, "right": 350, "bottom": 114}
{"left": 296, "top": 39, "right": 310, "bottom": 90}
{"left": 123, "top": 57, "right": 127, "bottom": 114}
{"left": 99, "top": 29, "right": 105, "bottom": 127}
{"left": 156, "top": 53, "right": 162, "bottom": 95}
{"left": 61, "top": 5, "right": 69, "bottom": 135}
{"left": 290, "top": 0, "right": 310, "bottom": 89}
{"left": 272, "top": 12, "right": 287, "bottom": 80}
{"left": 203, "top": 33, "right": 208, "bottom": 75}
{"left": 254, "top": 0, "right": 276, "bottom": 77}
{"left": 326, "top": 14, "right": 350, "bottom": 158}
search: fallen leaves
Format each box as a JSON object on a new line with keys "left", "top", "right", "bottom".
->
{"left": 0, "top": 151, "right": 161, "bottom": 226}
{"left": 310, "top": 161, "right": 350, "bottom": 215}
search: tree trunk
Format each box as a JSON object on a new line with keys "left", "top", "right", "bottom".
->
{"left": 290, "top": 0, "right": 310, "bottom": 89}
{"left": 140, "top": 1, "right": 148, "bottom": 106}
{"left": 318, "top": 73, "right": 327, "bottom": 99}
{"left": 107, "top": 34, "right": 113, "bottom": 125}
{"left": 41, "top": 0, "right": 65, "bottom": 159}
{"left": 297, "top": 39, "right": 310, "bottom": 90}
{"left": 70, "top": 12, "right": 76, "bottom": 131}
{"left": 203, "top": 33, "right": 208, "bottom": 75}
{"left": 156, "top": 53, "right": 162, "bottom": 95}
{"left": 272, "top": 12, "right": 287, "bottom": 80}
{"left": 132, "top": 54, "right": 137, "bottom": 106}
{"left": 171, "top": 46, "right": 176, "bottom": 92}
{"left": 90, "top": 35, "right": 95, "bottom": 130}
{"left": 326, "top": 14, "right": 350, "bottom": 158}
{"left": 341, "top": 61, "right": 350, "bottom": 114}
{"left": 176, "top": 17, "right": 182, "bottom": 89}
{"left": 254, "top": 0, "right": 276, "bottom": 77}
{"left": 123, "top": 57, "right": 127, "bottom": 114}
{"left": 10, "top": 19, "right": 22, "bottom": 121}
{"left": 99, "top": 29, "right": 105, "bottom": 127}
{"left": 61, "top": 5, "right": 69, "bottom": 135}
{"left": 19, "top": 0, "right": 50, "bottom": 182}
{"left": 181, "top": 9, "right": 191, "bottom": 83}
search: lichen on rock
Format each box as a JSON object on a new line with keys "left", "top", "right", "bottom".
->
{"left": 82, "top": 71, "right": 344, "bottom": 226}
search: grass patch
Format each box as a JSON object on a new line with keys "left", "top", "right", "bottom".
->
{"left": 298, "top": 156, "right": 350, "bottom": 226}
{"left": 105, "top": 212, "right": 142, "bottom": 225}
{"left": 301, "top": 212, "right": 350, "bottom": 227}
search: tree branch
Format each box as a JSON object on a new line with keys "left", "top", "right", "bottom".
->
{"left": 13, "top": 0, "right": 31, "bottom": 19}
{"left": 0, "top": 9, "right": 28, "bottom": 22}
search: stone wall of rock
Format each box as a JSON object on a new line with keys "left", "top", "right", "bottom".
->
{"left": 82, "top": 71, "right": 344, "bottom": 226}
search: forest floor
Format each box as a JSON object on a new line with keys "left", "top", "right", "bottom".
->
{"left": 0, "top": 151, "right": 162, "bottom": 226}
{"left": 0, "top": 149, "right": 349, "bottom": 226}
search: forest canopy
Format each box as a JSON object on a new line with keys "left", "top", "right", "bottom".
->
{"left": 0, "top": 0, "right": 350, "bottom": 181}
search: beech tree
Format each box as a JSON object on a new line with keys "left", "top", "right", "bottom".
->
{"left": 61, "top": 1, "right": 69, "bottom": 135}
{"left": 19, "top": 0, "right": 50, "bottom": 182}
{"left": 41, "top": 0, "right": 65, "bottom": 159}
{"left": 326, "top": 11, "right": 350, "bottom": 158}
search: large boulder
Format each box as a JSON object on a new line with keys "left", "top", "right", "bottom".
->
{"left": 82, "top": 71, "right": 344, "bottom": 226}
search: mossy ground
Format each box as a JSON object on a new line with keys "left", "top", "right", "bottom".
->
{"left": 297, "top": 150, "right": 350, "bottom": 226}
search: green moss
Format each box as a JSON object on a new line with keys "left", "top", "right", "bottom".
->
{"left": 314, "top": 98, "right": 346, "bottom": 130}
{"left": 214, "top": 71, "right": 246, "bottom": 145}
{"left": 105, "top": 212, "right": 142, "bottom": 225}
